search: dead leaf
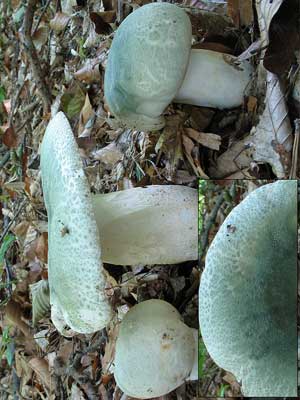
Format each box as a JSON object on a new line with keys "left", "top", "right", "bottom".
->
{"left": 96, "top": 10, "right": 116, "bottom": 23}
{"left": 30, "top": 279, "right": 50, "bottom": 326}
{"left": 78, "top": 94, "right": 95, "bottom": 136}
{"left": 24, "top": 225, "right": 38, "bottom": 261}
{"left": 32, "top": 26, "right": 49, "bottom": 51}
{"left": 101, "top": 322, "right": 120, "bottom": 374}
{"left": 15, "top": 350, "right": 32, "bottom": 382}
{"left": 61, "top": 83, "right": 86, "bottom": 119}
{"left": 13, "top": 220, "right": 30, "bottom": 239}
{"left": 90, "top": 12, "right": 113, "bottom": 35}
{"left": 209, "top": 139, "right": 253, "bottom": 178}
{"left": 93, "top": 142, "right": 123, "bottom": 167}
{"left": 263, "top": 0, "right": 300, "bottom": 74}
{"left": 227, "top": 0, "right": 240, "bottom": 27}
{"left": 29, "top": 357, "right": 51, "bottom": 389}
{"left": 74, "top": 59, "right": 101, "bottom": 83}
{"left": 34, "top": 233, "right": 48, "bottom": 263}
{"left": 185, "top": 127, "right": 221, "bottom": 150}
{"left": 50, "top": 12, "right": 71, "bottom": 32}
{"left": 2, "top": 126, "right": 18, "bottom": 148}
{"left": 239, "top": 0, "right": 253, "bottom": 26}
{"left": 182, "top": 134, "right": 209, "bottom": 178}
{"left": 155, "top": 115, "right": 184, "bottom": 180}
{"left": 247, "top": 96, "right": 258, "bottom": 114}
{"left": 189, "top": 107, "right": 215, "bottom": 132}
{"left": 256, "top": 0, "right": 283, "bottom": 49}
{"left": 5, "top": 299, "right": 31, "bottom": 337}
{"left": 247, "top": 71, "right": 293, "bottom": 177}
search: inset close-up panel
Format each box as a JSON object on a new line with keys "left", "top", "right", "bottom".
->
{"left": 198, "top": 179, "right": 298, "bottom": 397}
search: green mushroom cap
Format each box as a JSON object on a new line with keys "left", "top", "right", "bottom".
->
{"left": 104, "top": 3, "right": 192, "bottom": 131}
{"left": 199, "top": 180, "right": 297, "bottom": 396}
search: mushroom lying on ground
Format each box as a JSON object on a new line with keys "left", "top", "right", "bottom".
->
{"left": 114, "top": 299, "right": 198, "bottom": 398}
{"left": 41, "top": 112, "right": 113, "bottom": 334}
{"left": 41, "top": 112, "right": 197, "bottom": 333}
{"left": 104, "top": 2, "right": 253, "bottom": 131}
{"left": 199, "top": 180, "right": 297, "bottom": 396}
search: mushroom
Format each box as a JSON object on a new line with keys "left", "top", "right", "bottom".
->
{"left": 41, "top": 112, "right": 197, "bottom": 333}
{"left": 114, "top": 299, "right": 198, "bottom": 398}
{"left": 199, "top": 180, "right": 297, "bottom": 396}
{"left": 104, "top": 2, "right": 253, "bottom": 131}
{"left": 41, "top": 112, "right": 113, "bottom": 334}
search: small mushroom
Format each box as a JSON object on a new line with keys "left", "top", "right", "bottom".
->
{"left": 104, "top": 2, "right": 253, "bottom": 131}
{"left": 199, "top": 180, "right": 297, "bottom": 396}
{"left": 41, "top": 112, "right": 197, "bottom": 334}
{"left": 114, "top": 299, "right": 198, "bottom": 398}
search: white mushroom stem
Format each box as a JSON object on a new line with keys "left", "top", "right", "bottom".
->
{"left": 92, "top": 185, "right": 198, "bottom": 265}
{"left": 174, "top": 49, "right": 253, "bottom": 109}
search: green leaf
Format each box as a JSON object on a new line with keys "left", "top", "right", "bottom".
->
{"left": 61, "top": 84, "right": 86, "bottom": 119}
{"left": 12, "top": 5, "right": 26, "bottom": 24}
{"left": 0, "top": 234, "right": 16, "bottom": 273}
{"left": 217, "top": 384, "right": 230, "bottom": 397}
{"left": 5, "top": 342, "right": 14, "bottom": 366}
{"left": 0, "top": 87, "right": 6, "bottom": 102}
{"left": 198, "top": 338, "right": 207, "bottom": 377}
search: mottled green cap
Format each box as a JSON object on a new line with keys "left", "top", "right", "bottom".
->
{"left": 199, "top": 180, "right": 297, "bottom": 396}
{"left": 104, "top": 3, "right": 192, "bottom": 131}
{"left": 41, "top": 112, "right": 113, "bottom": 334}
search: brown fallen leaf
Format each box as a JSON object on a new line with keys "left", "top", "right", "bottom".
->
{"left": 2, "top": 126, "right": 18, "bottom": 148}
{"left": 185, "top": 127, "right": 221, "bottom": 150}
{"left": 32, "top": 26, "right": 49, "bottom": 51}
{"left": 5, "top": 299, "right": 31, "bottom": 337}
{"left": 209, "top": 139, "right": 253, "bottom": 178}
{"left": 49, "top": 12, "right": 71, "bottom": 32}
{"left": 93, "top": 142, "right": 123, "bottom": 167}
{"left": 90, "top": 12, "right": 113, "bottom": 34}
{"left": 182, "top": 134, "right": 209, "bottom": 178}
{"left": 29, "top": 357, "right": 52, "bottom": 389}
{"left": 74, "top": 58, "right": 102, "bottom": 83}
{"left": 101, "top": 322, "right": 120, "bottom": 374}
{"left": 247, "top": 71, "right": 293, "bottom": 177}
{"left": 35, "top": 233, "right": 48, "bottom": 263}
{"left": 78, "top": 94, "right": 95, "bottom": 137}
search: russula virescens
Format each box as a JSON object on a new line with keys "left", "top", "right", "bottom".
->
{"left": 41, "top": 112, "right": 113, "bottom": 334}
{"left": 104, "top": 2, "right": 253, "bottom": 131}
{"left": 40, "top": 112, "right": 197, "bottom": 333}
{"left": 199, "top": 180, "right": 297, "bottom": 396}
{"left": 114, "top": 299, "right": 198, "bottom": 398}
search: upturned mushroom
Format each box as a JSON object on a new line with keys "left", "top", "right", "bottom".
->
{"left": 104, "top": 2, "right": 253, "bottom": 131}
{"left": 114, "top": 299, "right": 198, "bottom": 398}
{"left": 199, "top": 180, "right": 297, "bottom": 396}
{"left": 40, "top": 112, "right": 197, "bottom": 334}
